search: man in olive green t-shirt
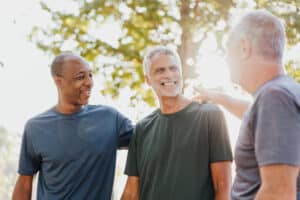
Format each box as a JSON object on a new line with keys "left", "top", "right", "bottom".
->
{"left": 121, "top": 46, "right": 233, "bottom": 200}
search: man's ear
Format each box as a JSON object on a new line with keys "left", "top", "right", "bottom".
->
{"left": 145, "top": 75, "right": 151, "bottom": 86}
{"left": 240, "top": 37, "right": 251, "bottom": 60}
{"left": 53, "top": 76, "right": 62, "bottom": 87}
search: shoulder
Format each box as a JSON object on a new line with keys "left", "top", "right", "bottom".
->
{"left": 257, "top": 75, "right": 300, "bottom": 103}
{"left": 256, "top": 83, "right": 298, "bottom": 107}
{"left": 26, "top": 107, "right": 56, "bottom": 127}
{"left": 137, "top": 109, "right": 159, "bottom": 127}
{"left": 23, "top": 108, "right": 56, "bottom": 137}
{"left": 190, "top": 102, "right": 223, "bottom": 117}
{"left": 86, "top": 104, "right": 121, "bottom": 116}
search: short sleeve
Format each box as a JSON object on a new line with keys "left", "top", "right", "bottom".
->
{"left": 124, "top": 127, "right": 139, "bottom": 176}
{"left": 208, "top": 106, "right": 233, "bottom": 163}
{"left": 116, "top": 111, "right": 134, "bottom": 148}
{"left": 18, "top": 123, "right": 41, "bottom": 175}
{"left": 254, "top": 88, "right": 300, "bottom": 167}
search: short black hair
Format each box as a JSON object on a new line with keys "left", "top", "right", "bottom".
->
{"left": 50, "top": 52, "right": 76, "bottom": 77}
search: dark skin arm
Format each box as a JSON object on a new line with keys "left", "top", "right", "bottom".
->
{"left": 12, "top": 175, "right": 33, "bottom": 200}
{"left": 210, "top": 161, "right": 232, "bottom": 200}
{"left": 121, "top": 176, "right": 140, "bottom": 200}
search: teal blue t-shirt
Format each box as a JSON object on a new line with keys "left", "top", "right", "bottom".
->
{"left": 18, "top": 105, "right": 133, "bottom": 200}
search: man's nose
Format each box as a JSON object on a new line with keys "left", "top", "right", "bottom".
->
{"left": 163, "top": 68, "right": 172, "bottom": 77}
{"left": 85, "top": 75, "right": 93, "bottom": 87}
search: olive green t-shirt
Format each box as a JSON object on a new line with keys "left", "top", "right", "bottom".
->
{"left": 125, "top": 102, "right": 233, "bottom": 200}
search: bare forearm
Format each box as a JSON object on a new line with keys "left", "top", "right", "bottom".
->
{"left": 12, "top": 175, "right": 33, "bottom": 200}
{"left": 254, "top": 187, "right": 296, "bottom": 200}
{"left": 211, "top": 162, "right": 232, "bottom": 200}
{"left": 214, "top": 94, "right": 249, "bottom": 119}
{"left": 12, "top": 184, "right": 32, "bottom": 200}
{"left": 121, "top": 191, "right": 139, "bottom": 200}
{"left": 214, "top": 189, "right": 230, "bottom": 200}
{"left": 121, "top": 176, "right": 140, "bottom": 200}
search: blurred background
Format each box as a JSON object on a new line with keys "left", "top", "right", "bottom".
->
{"left": 1, "top": 0, "right": 300, "bottom": 199}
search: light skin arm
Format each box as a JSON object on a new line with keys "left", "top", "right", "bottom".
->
{"left": 12, "top": 175, "right": 33, "bottom": 200}
{"left": 210, "top": 161, "right": 232, "bottom": 200}
{"left": 255, "top": 165, "right": 299, "bottom": 200}
{"left": 193, "top": 87, "right": 250, "bottom": 119}
{"left": 121, "top": 176, "right": 140, "bottom": 200}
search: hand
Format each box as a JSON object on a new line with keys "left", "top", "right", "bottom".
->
{"left": 192, "top": 86, "right": 222, "bottom": 103}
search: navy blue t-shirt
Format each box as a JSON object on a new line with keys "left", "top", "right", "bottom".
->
{"left": 18, "top": 105, "right": 133, "bottom": 200}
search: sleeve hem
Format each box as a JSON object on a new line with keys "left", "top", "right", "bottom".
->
{"left": 258, "top": 160, "right": 300, "bottom": 167}
{"left": 18, "top": 169, "right": 37, "bottom": 176}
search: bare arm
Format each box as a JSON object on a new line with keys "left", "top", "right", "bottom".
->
{"left": 210, "top": 161, "right": 232, "bottom": 200}
{"left": 12, "top": 175, "right": 33, "bottom": 200}
{"left": 193, "top": 87, "right": 250, "bottom": 119}
{"left": 255, "top": 165, "right": 299, "bottom": 200}
{"left": 121, "top": 176, "right": 140, "bottom": 200}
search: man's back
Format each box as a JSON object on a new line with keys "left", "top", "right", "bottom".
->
{"left": 232, "top": 75, "right": 300, "bottom": 200}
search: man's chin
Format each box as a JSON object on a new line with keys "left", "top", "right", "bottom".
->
{"left": 159, "top": 92, "right": 180, "bottom": 98}
{"left": 78, "top": 99, "right": 90, "bottom": 106}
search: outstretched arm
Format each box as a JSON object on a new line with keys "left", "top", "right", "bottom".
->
{"left": 193, "top": 87, "right": 250, "bottom": 119}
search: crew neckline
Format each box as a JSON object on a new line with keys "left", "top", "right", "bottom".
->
{"left": 51, "top": 105, "right": 88, "bottom": 118}
{"left": 158, "top": 101, "right": 195, "bottom": 118}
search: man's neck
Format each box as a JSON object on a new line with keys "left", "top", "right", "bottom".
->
{"left": 244, "top": 61, "right": 284, "bottom": 94}
{"left": 56, "top": 100, "right": 83, "bottom": 114}
{"left": 158, "top": 95, "right": 192, "bottom": 114}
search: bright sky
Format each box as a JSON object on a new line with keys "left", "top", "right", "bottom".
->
{"left": 0, "top": 0, "right": 125, "bottom": 133}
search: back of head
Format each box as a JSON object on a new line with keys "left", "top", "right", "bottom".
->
{"left": 231, "top": 10, "right": 286, "bottom": 64}
{"left": 143, "top": 45, "right": 182, "bottom": 75}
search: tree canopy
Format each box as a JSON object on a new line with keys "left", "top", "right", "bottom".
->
{"left": 30, "top": 0, "right": 300, "bottom": 106}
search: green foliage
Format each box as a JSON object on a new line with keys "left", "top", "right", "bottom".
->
{"left": 285, "top": 60, "right": 300, "bottom": 83}
{"left": 30, "top": 0, "right": 234, "bottom": 106}
{"left": 30, "top": 0, "right": 300, "bottom": 106}
{"left": 0, "top": 127, "right": 19, "bottom": 200}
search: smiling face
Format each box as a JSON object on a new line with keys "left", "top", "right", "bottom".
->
{"left": 146, "top": 53, "right": 182, "bottom": 98}
{"left": 55, "top": 56, "right": 93, "bottom": 107}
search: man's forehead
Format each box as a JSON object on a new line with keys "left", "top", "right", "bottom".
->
{"left": 62, "top": 57, "right": 90, "bottom": 73}
{"left": 151, "top": 54, "right": 178, "bottom": 65}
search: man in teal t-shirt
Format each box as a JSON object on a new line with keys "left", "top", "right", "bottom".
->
{"left": 121, "top": 46, "right": 233, "bottom": 200}
{"left": 12, "top": 53, "right": 133, "bottom": 200}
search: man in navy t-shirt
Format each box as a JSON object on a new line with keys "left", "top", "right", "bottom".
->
{"left": 12, "top": 52, "right": 133, "bottom": 200}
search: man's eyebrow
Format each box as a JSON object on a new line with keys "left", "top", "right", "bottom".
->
{"left": 75, "top": 70, "right": 92, "bottom": 75}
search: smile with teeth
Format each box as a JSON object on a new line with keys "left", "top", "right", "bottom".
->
{"left": 81, "top": 90, "right": 91, "bottom": 96}
{"left": 161, "top": 81, "right": 177, "bottom": 86}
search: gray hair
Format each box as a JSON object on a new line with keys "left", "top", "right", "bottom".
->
{"left": 230, "top": 10, "right": 286, "bottom": 64}
{"left": 143, "top": 45, "right": 182, "bottom": 75}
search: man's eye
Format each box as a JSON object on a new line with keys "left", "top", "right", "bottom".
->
{"left": 76, "top": 75, "right": 85, "bottom": 80}
{"left": 156, "top": 69, "right": 164, "bottom": 73}
{"left": 170, "top": 66, "right": 177, "bottom": 71}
